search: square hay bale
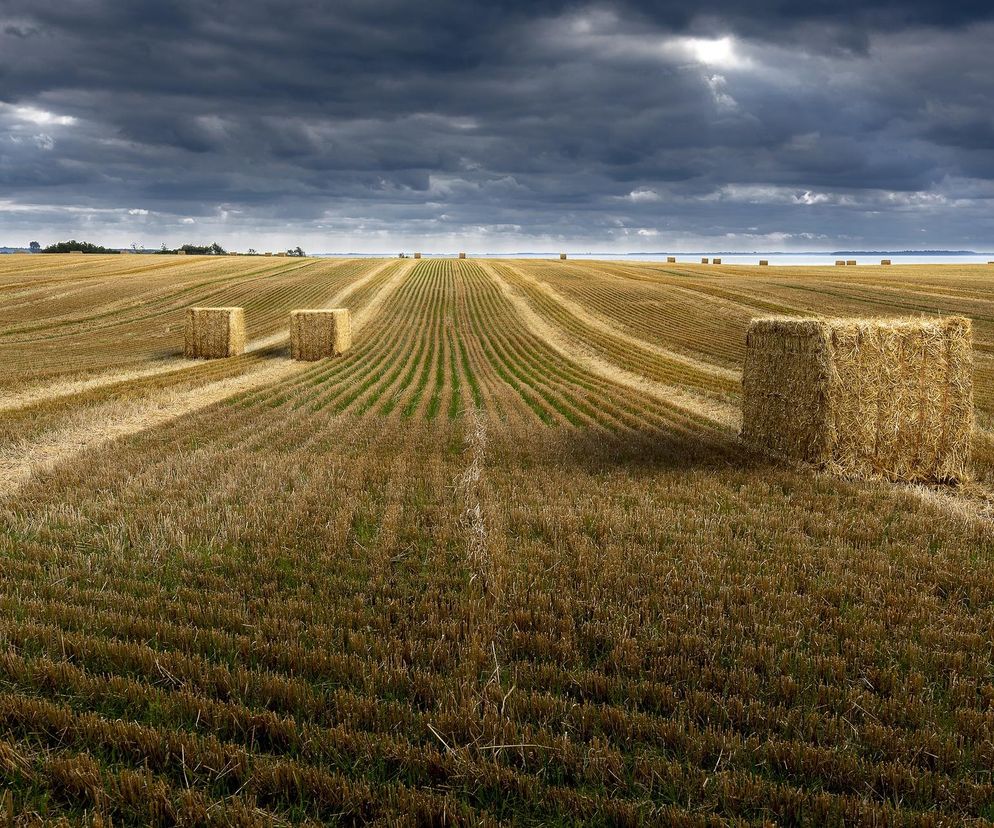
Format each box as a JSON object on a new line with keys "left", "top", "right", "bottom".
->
{"left": 881, "top": 259, "right": 892, "bottom": 265}
{"left": 176, "top": 250, "right": 187, "bottom": 255}
{"left": 835, "top": 260, "right": 846, "bottom": 266}
{"left": 759, "top": 260, "right": 769, "bottom": 266}
{"left": 846, "top": 259, "right": 857, "bottom": 266}
{"left": 69, "top": 250, "right": 84, "bottom": 255}
{"left": 290, "top": 309, "right": 352, "bottom": 360}
{"left": 701, "top": 257, "right": 709, "bottom": 264}
{"left": 666, "top": 256, "right": 676, "bottom": 263}
{"left": 458, "top": 252, "right": 467, "bottom": 259}
{"left": 741, "top": 316, "right": 973, "bottom": 482}
{"left": 713, "top": 258, "right": 722, "bottom": 264}
{"left": 414, "top": 252, "right": 421, "bottom": 259}
{"left": 560, "top": 253, "right": 567, "bottom": 260}
{"left": 184, "top": 307, "right": 246, "bottom": 359}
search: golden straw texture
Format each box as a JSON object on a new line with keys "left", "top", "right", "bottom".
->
{"left": 741, "top": 316, "right": 973, "bottom": 482}
{"left": 183, "top": 307, "right": 246, "bottom": 359}
{"left": 290, "top": 308, "right": 352, "bottom": 361}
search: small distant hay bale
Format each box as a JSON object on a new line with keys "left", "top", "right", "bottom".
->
{"left": 666, "top": 256, "right": 676, "bottom": 263}
{"left": 264, "top": 252, "right": 273, "bottom": 257}
{"left": 290, "top": 309, "right": 352, "bottom": 361}
{"left": 759, "top": 260, "right": 769, "bottom": 266}
{"left": 176, "top": 250, "right": 187, "bottom": 255}
{"left": 846, "top": 259, "right": 857, "bottom": 266}
{"left": 741, "top": 316, "right": 973, "bottom": 482}
{"left": 184, "top": 307, "right": 246, "bottom": 359}
{"left": 414, "top": 252, "right": 422, "bottom": 259}
{"left": 713, "top": 258, "right": 722, "bottom": 264}
{"left": 458, "top": 252, "right": 467, "bottom": 259}
{"left": 69, "top": 250, "right": 84, "bottom": 255}
{"left": 560, "top": 253, "right": 567, "bottom": 260}
{"left": 881, "top": 259, "right": 892, "bottom": 265}
{"left": 835, "top": 260, "right": 846, "bottom": 266}
{"left": 701, "top": 257, "right": 709, "bottom": 264}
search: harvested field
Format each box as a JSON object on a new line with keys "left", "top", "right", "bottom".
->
{"left": 2, "top": 255, "right": 994, "bottom": 823}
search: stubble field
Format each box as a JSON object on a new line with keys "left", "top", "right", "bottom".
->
{"left": 1, "top": 254, "right": 994, "bottom": 825}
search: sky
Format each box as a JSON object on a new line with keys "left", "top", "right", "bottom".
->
{"left": 1, "top": 1, "right": 993, "bottom": 253}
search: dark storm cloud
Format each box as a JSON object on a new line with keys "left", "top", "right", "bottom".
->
{"left": 0, "top": 0, "right": 993, "bottom": 250}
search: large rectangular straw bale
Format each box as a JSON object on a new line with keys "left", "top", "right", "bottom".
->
{"left": 290, "top": 309, "right": 352, "bottom": 360}
{"left": 560, "top": 253, "right": 567, "bottom": 260}
{"left": 741, "top": 316, "right": 973, "bottom": 482}
{"left": 458, "top": 252, "right": 466, "bottom": 259}
{"left": 881, "top": 259, "right": 892, "bottom": 265}
{"left": 701, "top": 257, "right": 709, "bottom": 264}
{"left": 846, "top": 259, "right": 857, "bottom": 266}
{"left": 69, "top": 250, "right": 84, "bottom": 255}
{"left": 184, "top": 307, "right": 246, "bottom": 359}
{"left": 759, "top": 260, "right": 769, "bottom": 266}
{"left": 835, "top": 260, "right": 845, "bottom": 266}
{"left": 666, "top": 256, "right": 676, "bottom": 263}
{"left": 414, "top": 252, "right": 422, "bottom": 259}
{"left": 713, "top": 258, "right": 722, "bottom": 264}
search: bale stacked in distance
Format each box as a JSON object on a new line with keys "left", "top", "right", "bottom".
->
{"left": 759, "top": 260, "right": 769, "bottom": 266}
{"left": 881, "top": 259, "right": 892, "bottom": 265}
{"left": 176, "top": 250, "right": 187, "bottom": 255}
{"left": 290, "top": 309, "right": 352, "bottom": 361}
{"left": 458, "top": 252, "right": 467, "bottom": 259}
{"left": 835, "top": 260, "right": 846, "bottom": 266}
{"left": 713, "top": 258, "right": 722, "bottom": 264}
{"left": 69, "top": 250, "right": 84, "bottom": 255}
{"left": 667, "top": 256, "right": 676, "bottom": 263}
{"left": 741, "top": 316, "right": 973, "bottom": 482}
{"left": 846, "top": 259, "right": 857, "bottom": 266}
{"left": 184, "top": 307, "right": 246, "bottom": 359}
{"left": 701, "top": 258, "right": 709, "bottom": 264}
{"left": 560, "top": 253, "right": 567, "bottom": 260}
{"left": 414, "top": 252, "right": 421, "bottom": 259}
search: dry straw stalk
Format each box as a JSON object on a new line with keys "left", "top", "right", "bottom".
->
{"left": 290, "top": 309, "right": 352, "bottom": 361}
{"left": 184, "top": 307, "right": 246, "bottom": 359}
{"left": 741, "top": 316, "right": 973, "bottom": 482}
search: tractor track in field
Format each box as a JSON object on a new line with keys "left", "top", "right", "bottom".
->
{"left": 0, "top": 259, "right": 415, "bottom": 498}
{"left": 479, "top": 261, "right": 741, "bottom": 431}
{"left": 501, "top": 261, "right": 740, "bottom": 383}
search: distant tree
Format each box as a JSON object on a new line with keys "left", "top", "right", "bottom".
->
{"left": 131, "top": 242, "right": 142, "bottom": 252}
{"left": 288, "top": 246, "right": 306, "bottom": 257}
{"left": 248, "top": 248, "right": 257, "bottom": 255}
{"left": 42, "top": 240, "right": 119, "bottom": 254}
{"left": 398, "top": 252, "right": 407, "bottom": 258}
{"left": 28, "top": 241, "right": 40, "bottom": 252}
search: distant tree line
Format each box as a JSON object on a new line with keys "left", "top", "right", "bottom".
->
{"left": 156, "top": 242, "right": 227, "bottom": 255}
{"left": 42, "top": 240, "right": 120, "bottom": 254}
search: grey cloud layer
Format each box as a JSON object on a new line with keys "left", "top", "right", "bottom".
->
{"left": 1, "top": 0, "right": 992, "bottom": 249}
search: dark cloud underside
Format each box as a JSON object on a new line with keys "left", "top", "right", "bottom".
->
{"left": 1, "top": 0, "right": 992, "bottom": 250}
